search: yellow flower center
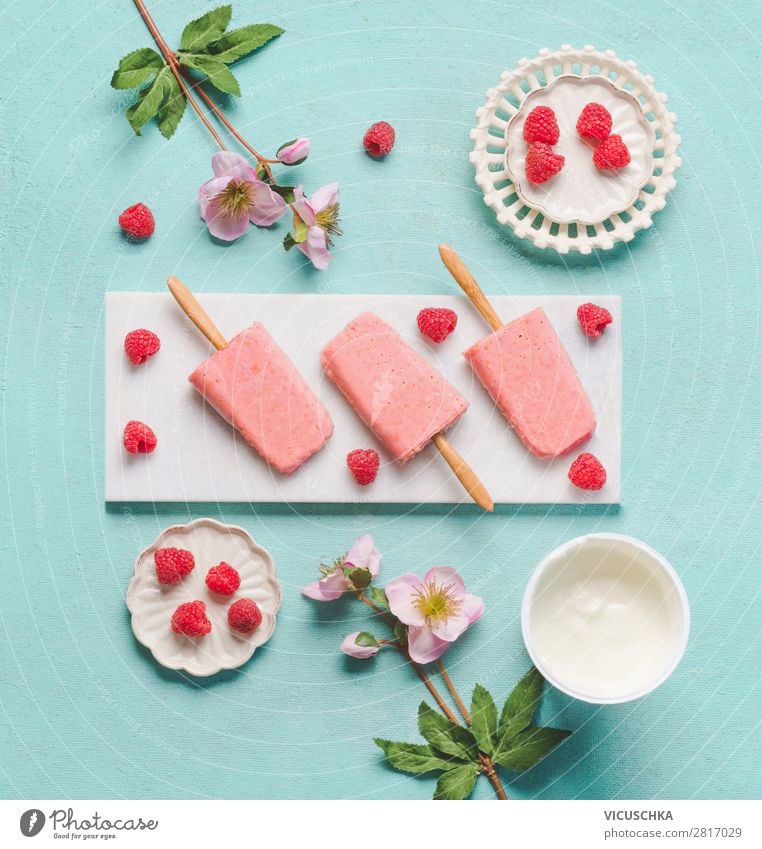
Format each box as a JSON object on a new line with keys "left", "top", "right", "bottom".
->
{"left": 315, "top": 202, "right": 342, "bottom": 245}
{"left": 216, "top": 180, "right": 254, "bottom": 217}
{"left": 413, "top": 580, "right": 461, "bottom": 624}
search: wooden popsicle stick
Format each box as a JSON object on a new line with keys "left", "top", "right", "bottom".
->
{"left": 438, "top": 244, "right": 503, "bottom": 331}
{"left": 167, "top": 275, "right": 228, "bottom": 350}
{"left": 432, "top": 433, "right": 494, "bottom": 512}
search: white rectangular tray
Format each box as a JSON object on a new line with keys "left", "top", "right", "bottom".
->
{"left": 105, "top": 293, "right": 621, "bottom": 504}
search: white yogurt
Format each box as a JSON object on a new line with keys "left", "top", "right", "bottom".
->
{"left": 522, "top": 534, "right": 690, "bottom": 704}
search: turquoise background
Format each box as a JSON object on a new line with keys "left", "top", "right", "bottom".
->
{"left": 2, "top": 0, "right": 760, "bottom": 800}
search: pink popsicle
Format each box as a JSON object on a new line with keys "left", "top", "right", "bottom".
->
{"left": 189, "top": 322, "right": 333, "bottom": 475}
{"left": 463, "top": 308, "right": 595, "bottom": 458}
{"left": 321, "top": 312, "right": 468, "bottom": 462}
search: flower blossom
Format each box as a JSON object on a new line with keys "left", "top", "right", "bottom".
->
{"left": 289, "top": 183, "right": 341, "bottom": 270}
{"left": 302, "top": 533, "right": 381, "bottom": 601}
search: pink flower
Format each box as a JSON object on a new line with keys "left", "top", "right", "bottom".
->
{"left": 341, "top": 632, "right": 379, "bottom": 659}
{"left": 385, "top": 567, "right": 484, "bottom": 664}
{"left": 276, "top": 137, "right": 311, "bottom": 165}
{"left": 302, "top": 533, "right": 381, "bottom": 601}
{"left": 199, "top": 151, "right": 286, "bottom": 241}
{"left": 290, "top": 183, "right": 341, "bottom": 270}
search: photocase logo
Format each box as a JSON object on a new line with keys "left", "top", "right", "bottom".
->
{"left": 20, "top": 809, "right": 46, "bottom": 837}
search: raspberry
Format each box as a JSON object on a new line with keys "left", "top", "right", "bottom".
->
{"left": 171, "top": 600, "right": 212, "bottom": 637}
{"left": 593, "top": 134, "right": 631, "bottom": 170}
{"left": 347, "top": 448, "right": 380, "bottom": 485}
{"left": 568, "top": 453, "right": 607, "bottom": 491}
{"left": 525, "top": 143, "right": 565, "bottom": 184}
{"left": 523, "top": 106, "right": 560, "bottom": 145}
{"left": 576, "top": 103, "right": 612, "bottom": 143}
{"left": 205, "top": 562, "right": 241, "bottom": 595}
{"left": 154, "top": 547, "right": 196, "bottom": 584}
{"left": 362, "top": 121, "right": 395, "bottom": 157}
{"left": 417, "top": 307, "right": 458, "bottom": 343}
{"left": 118, "top": 203, "right": 155, "bottom": 239}
{"left": 228, "top": 598, "right": 262, "bottom": 634}
{"left": 124, "top": 329, "right": 161, "bottom": 365}
{"left": 123, "top": 420, "right": 157, "bottom": 454}
{"left": 577, "top": 303, "right": 613, "bottom": 338}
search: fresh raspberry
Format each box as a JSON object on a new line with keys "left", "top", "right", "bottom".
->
{"left": 593, "top": 134, "right": 631, "bottom": 170}
{"left": 417, "top": 307, "right": 458, "bottom": 343}
{"left": 171, "top": 600, "right": 212, "bottom": 637}
{"left": 123, "top": 420, "right": 157, "bottom": 454}
{"left": 124, "top": 329, "right": 161, "bottom": 365}
{"left": 568, "top": 453, "right": 607, "bottom": 491}
{"left": 577, "top": 303, "right": 613, "bottom": 338}
{"left": 228, "top": 598, "right": 262, "bottom": 634}
{"left": 523, "top": 106, "right": 560, "bottom": 145}
{"left": 362, "top": 121, "right": 395, "bottom": 157}
{"left": 576, "top": 103, "right": 612, "bottom": 143}
{"left": 525, "top": 143, "right": 565, "bottom": 184}
{"left": 118, "top": 203, "right": 155, "bottom": 239}
{"left": 205, "top": 562, "right": 241, "bottom": 595}
{"left": 347, "top": 448, "right": 380, "bottom": 486}
{"left": 154, "top": 547, "right": 196, "bottom": 584}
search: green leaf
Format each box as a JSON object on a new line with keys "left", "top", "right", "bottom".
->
{"left": 492, "top": 726, "right": 571, "bottom": 772}
{"left": 418, "top": 703, "right": 478, "bottom": 762}
{"left": 111, "top": 47, "right": 165, "bottom": 90}
{"left": 179, "top": 54, "right": 241, "bottom": 96}
{"left": 283, "top": 233, "right": 297, "bottom": 251}
{"left": 180, "top": 5, "right": 232, "bottom": 51}
{"left": 270, "top": 184, "right": 296, "bottom": 204}
{"left": 206, "top": 23, "right": 284, "bottom": 64}
{"left": 347, "top": 567, "right": 372, "bottom": 590}
{"left": 470, "top": 684, "right": 498, "bottom": 755}
{"left": 354, "top": 631, "right": 378, "bottom": 648}
{"left": 125, "top": 67, "right": 169, "bottom": 134}
{"left": 433, "top": 764, "right": 479, "bottom": 800}
{"left": 393, "top": 620, "right": 408, "bottom": 646}
{"left": 497, "top": 666, "right": 544, "bottom": 751}
{"left": 367, "top": 586, "right": 388, "bottom": 609}
{"left": 157, "top": 74, "right": 186, "bottom": 139}
{"left": 374, "top": 739, "right": 452, "bottom": 775}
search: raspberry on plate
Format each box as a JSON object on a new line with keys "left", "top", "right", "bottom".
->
{"left": 123, "top": 420, "right": 157, "bottom": 454}
{"left": 154, "top": 547, "right": 196, "bottom": 584}
{"left": 362, "top": 121, "right": 395, "bottom": 157}
{"left": 568, "top": 453, "right": 607, "bottom": 491}
{"left": 577, "top": 303, "right": 613, "bottom": 338}
{"left": 593, "top": 134, "right": 631, "bottom": 170}
{"left": 124, "top": 329, "right": 161, "bottom": 365}
{"left": 171, "top": 600, "right": 212, "bottom": 637}
{"left": 228, "top": 598, "right": 262, "bottom": 634}
{"left": 576, "top": 103, "right": 612, "bottom": 143}
{"left": 525, "top": 142, "right": 565, "bottom": 184}
{"left": 205, "top": 562, "right": 241, "bottom": 595}
{"left": 417, "top": 307, "right": 458, "bottom": 343}
{"left": 523, "top": 106, "right": 560, "bottom": 145}
{"left": 118, "top": 203, "right": 155, "bottom": 240}
{"left": 347, "top": 448, "right": 380, "bottom": 486}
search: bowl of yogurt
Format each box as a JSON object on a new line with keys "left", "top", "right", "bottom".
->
{"left": 521, "top": 534, "right": 690, "bottom": 704}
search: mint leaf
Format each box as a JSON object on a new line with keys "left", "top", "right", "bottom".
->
{"left": 493, "top": 726, "right": 571, "bottom": 772}
{"left": 179, "top": 55, "right": 241, "bottom": 96}
{"left": 354, "top": 632, "right": 378, "bottom": 648}
{"left": 125, "top": 67, "right": 169, "bottom": 134}
{"left": 111, "top": 47, "right": 165, "bottom": 90}
{"left": 346, "top": 567, "right": 372, "bottom": 590}
{"left": 180, "top": 5, "right": 232, "bottom": 51}
{"left": 497, "top": 666, "right": 544, "bottom": 751}
{"left": 374, "top": 739, "right": 452, "bottom": 775}
{"left": 470, "top": 684, "right": 498, "bottom": 755}
{"left": 367, "top": 586, "right": 388, "bottom": 609}
{"left": 433, "top": 764, "right": 479, "bottom": 800}
{"left": 157, "top": 74, "right": 186, "bottom": 139}
{"left": 418, "top": 703, "right": 478, "bottom": 762}
{"left": 206, "top": 23, "right": 284, "bottom": 64}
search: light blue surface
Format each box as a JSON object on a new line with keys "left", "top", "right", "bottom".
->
{"left": 2, "top": 0, "right": 761, "bottom": 800}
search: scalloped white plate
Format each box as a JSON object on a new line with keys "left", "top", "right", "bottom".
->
{"left": 126, "top": 518, "right": 281, "bottom": 676}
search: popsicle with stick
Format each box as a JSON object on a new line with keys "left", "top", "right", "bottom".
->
{"left": 321, "top": 311, "right": 494, "bottom": 511}
{"left": 168, "top": 275, "right": 333, "bottom": 475}
{"left": 438, "top": 245, "right": 596, "bottom": 458}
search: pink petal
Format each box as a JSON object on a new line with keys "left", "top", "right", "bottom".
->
{"left": 345, "top": 533, "right": 381, "bottom": 577}
{"left": 248, "top": 183, "right": 287, "bottom": 227}
{"left": 276, "top": 137, "right": 311, "bottom": 165}
{"left": 431, "top": 610, "right": 470, "bottom": 642}
{"left": 301, "top": 569, "right": 348, "bottom": 601}
{"left": 424, "top": 566, "right": 467, "bottom": 600}
{"left": 199, "top": 176, "right": 232, "bottom": 220}
{"left": 292, "top": 185, "right": 316, "bottom": 227}
{"left": 310, "top": 182, "right": 339, "bottom": 212}
{"left": 385, "top": 573, "right": 426, "bottom": 627}
{"left": 407, "top": 626, "right": 449, "bottom": 664}
{"left": 212, "top": 151, "right": 258, "bottom": 181}
{"left": 204, "top": 200, "right": 250, "bottom": 241}
{"left": 463, "top": 593, "right": 485, "bottom": 624}
{"left": 341, "top": 632, "right": 379, "bottom": 659}
{"left": 296, "top": 227, "right": 332, "bottom": 270}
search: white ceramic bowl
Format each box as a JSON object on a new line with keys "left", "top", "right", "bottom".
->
{"left": 522, "top": 533, "right": 689, "bottom": 704}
